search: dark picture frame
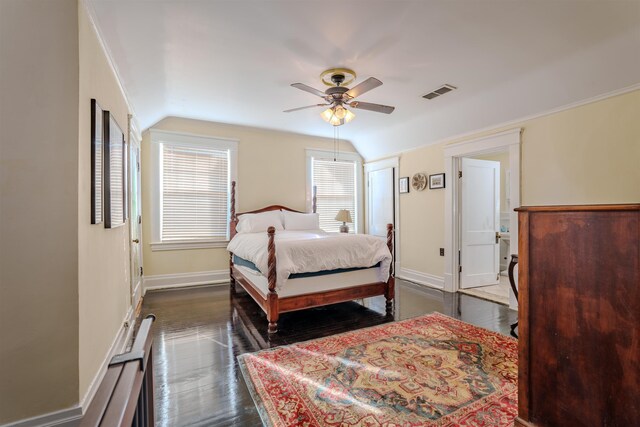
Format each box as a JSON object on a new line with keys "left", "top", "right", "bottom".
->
{"left": 429, "top": 173, "right": 445, "bottom": 189}
{"left": 103, "top": 111, "right": 128, "bottom": 228}
{"left": 90, "top": 99, "right": 103, "bottom": 224}
{"left": 399, "top": 177, "right": 410, "bottom": 194}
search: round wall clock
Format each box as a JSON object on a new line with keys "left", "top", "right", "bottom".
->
{"left": 412, "top": 173, "right": 427, "bottom": 191}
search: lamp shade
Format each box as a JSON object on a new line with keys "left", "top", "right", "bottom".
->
{"left": 334, "top": 105, "right": 347, "bottom": 119}
{"left": 320, "top": 106, "right": 347, "bottom": 126}
{"left": 335, "top": 209, "right": 352, "bottom": 223}
{"left": 329, "top": 114, "right": 343, "bottom": 126}
{"left": 343, "top": 109, "right": 355, "bottom": 123}
{"left": 320, "top": 108, "right": 334, "bottom": 122}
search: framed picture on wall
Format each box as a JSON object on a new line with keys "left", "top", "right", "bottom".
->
{"left": 90, "top": 99, "right": 103, "bottom": 224}
{"left": 103, "top": 111, "right": 127, "bottom": 228}
{"left": 429, "top": 173, "right": 445, "bottom": 189}
{"left": 399, "top": 177, "right": 410, "bottom": 194}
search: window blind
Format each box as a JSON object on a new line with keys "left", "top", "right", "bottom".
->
{"left": 161, "top": 144, "right": 229, "bottom": 241}
{"left": 110, "top": 138, "right": 124, "bottom": 223}
{"left": 312, "top": 158, "right": 357, "bottom": 233}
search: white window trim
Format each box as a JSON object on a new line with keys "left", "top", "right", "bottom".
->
{"left": 150, "top": 129, "right": 238, "bottom": 251}
{"left": 305, "top": 148, "right": 364, "bottom": 234}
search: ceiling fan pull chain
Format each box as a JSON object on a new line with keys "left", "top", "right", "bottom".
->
{"left": 333, "top": 126, "right": 338, "bottom": 162}
{"left": 337, "top": 126, "right": 340, "bottom": 160}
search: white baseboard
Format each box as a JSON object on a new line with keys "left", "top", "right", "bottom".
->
{"left": 1, "top": 407, "right": 82, "bottom": 427}
{"left": 2, "top": 405, "right": 82, "bottom": 427}
{"left": 131, "top": 281, "right": 143, "bottom": 314}
{"left": 143, "top": 269, "right": 229, "bottom": 293}
{"left": 2, "top": 308, "right": 136, "bottom": 427}
{"left": 79, "top": 306, "right": 136, "bottom": 411}
{"left": 397, "top": 268, "right": 445, "bottom": 290}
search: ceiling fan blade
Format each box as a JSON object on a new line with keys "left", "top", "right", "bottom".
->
{"left": 283, "top": 104, "right": 327, "bottom": 113}
{"left": 345, "top": 77, "right": 383, "bottom": 99}
{"left": 349, "top": 101, "right": 395, "bottom": 114}
{"left": 291, "top": 83, "right": 327, "bottom": 98}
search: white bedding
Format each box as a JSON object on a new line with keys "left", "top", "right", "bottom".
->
{"left": 235, "top": 265, "right": 381, "bottom": 298}
{"left": 227, "top": 230, "right": 391, "bottom": 289}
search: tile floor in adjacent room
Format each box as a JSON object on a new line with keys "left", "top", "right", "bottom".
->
{"left": 458, "top": 275, "right": 512, "bottom": 306}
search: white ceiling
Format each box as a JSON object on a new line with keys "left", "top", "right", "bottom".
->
{"left": 88, "top": 0, "right": 640, "bottom": 160}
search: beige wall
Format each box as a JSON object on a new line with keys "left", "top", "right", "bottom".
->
{"left": 142, "top": 117, "right": 358, "bottom": 276}
{"left": 0, "top": 2, "right": 133, "bottom": 423}
{"left": 77, "top": 2, "right": 132, "bottom": 401}
{"left": 396, "top": 89, "right": 640, "bottom": 279}
{"left": 520, "top": 90, "right": 640, "bottom": 205}
{"left": 0, "top": 0, "right": 80, "bottom": 422}
{"left": 397, "top": 144, "right": 446, "bottom": 277}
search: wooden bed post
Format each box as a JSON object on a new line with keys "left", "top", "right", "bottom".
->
{"left": 267, "top": 226, "right": 279, "bottom": 334}
{"left": 385, "top": 223, "right": 395, "bottom": 315}
{"left": 312, "top": 185, "right": 317, "bottom": 214}
{"left": 229, "top": 181, "right": 236, "bottom": 291}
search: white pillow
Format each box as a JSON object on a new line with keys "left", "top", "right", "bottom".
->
{"left": 236, "top": 211, "right": 284, "bottom": 233}
{"left": 282, "top": 210, "right": 320, "bottom": 231}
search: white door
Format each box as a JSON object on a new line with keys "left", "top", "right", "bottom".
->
{"left": 129, "top": 134, "right": 143, "bottom": 306}
{"left": 460, "top": 158, "right": 500, "bottom": 289}
{"left": 367, "top": 167, "right": 394, "bottom": 237}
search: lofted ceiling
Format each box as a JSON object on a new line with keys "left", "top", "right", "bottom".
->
{"left": 88, "top": 0, "right": 640, "bottom": 160}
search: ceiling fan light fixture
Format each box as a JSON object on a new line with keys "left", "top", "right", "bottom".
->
{"left": 334, "top": 105, "right": 347, "bottom": 119}
{"left": 321, "top": 106, "right": 346, "bottom": 126}
{"left": 343, "top": 109, "right": 355, "bottom": 123}
{"left": 329, "top": 114, "right": 343, "bottom": 126}
{"left": 321, "top": 108, "right": 334, "bottom": 123}
{"left": 294, "top": 70, "right": 391, "bottom": 126}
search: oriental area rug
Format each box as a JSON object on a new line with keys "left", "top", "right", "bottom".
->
{"left": 238, "top": 312, "right": 518, "bottom": 427}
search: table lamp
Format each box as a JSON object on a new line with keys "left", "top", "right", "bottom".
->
{"left": 335, "top": 209, "right": 352, "bottom": 233}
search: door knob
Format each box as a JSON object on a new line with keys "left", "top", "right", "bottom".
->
{"left": 132, "top": 239, "right": 140, "bottom": 243}
{"left": 495, "top": 232, "right": 501, "bottom": 244}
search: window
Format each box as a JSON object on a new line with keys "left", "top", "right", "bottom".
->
{"left": 150, "top": 130, "right": 237, "bottom": 250}
{"left": 307, "top": 149, "right": 363, "bottom": 233}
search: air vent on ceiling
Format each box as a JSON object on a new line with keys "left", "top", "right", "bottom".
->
{"left": 422, "top": 84, "right": 457, "bottom": 100}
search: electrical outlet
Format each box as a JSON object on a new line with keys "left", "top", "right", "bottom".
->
{"left": 439, "top": 248, "right": 445, "bottom": 256}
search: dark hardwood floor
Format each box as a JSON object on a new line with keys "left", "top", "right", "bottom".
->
{"left": 139, "top": 279, "right": 517, "bottom": 426}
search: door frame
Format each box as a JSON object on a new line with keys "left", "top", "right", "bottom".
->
{"left": 443, "top": 129, "right": 521, "bottom": 307}
{"left": 128, "top": 115, "right": 143, "bottom": 309}
{"left": 364, "top": 157, "right": 400, "bottom": 273}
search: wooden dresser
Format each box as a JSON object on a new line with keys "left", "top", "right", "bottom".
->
{"left": 515, "top": 205, "right": 639, "bottom": 427}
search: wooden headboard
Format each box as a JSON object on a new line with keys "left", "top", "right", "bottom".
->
{"left": 229, "top": 181, "right": 316, "bottom": 239}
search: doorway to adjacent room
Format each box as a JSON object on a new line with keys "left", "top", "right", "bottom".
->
{"left": 365, "top": 157, "right": 400, "bottom": 270}
{"left": 443, "top": 129, "right": 521, "bottom": 309}
{"left": 457, "top": 152, "right": 512, "bottom": 305}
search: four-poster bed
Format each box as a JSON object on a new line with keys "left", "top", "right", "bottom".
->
{"left": 227, "top": 181, "right": 395, "bottom": 334}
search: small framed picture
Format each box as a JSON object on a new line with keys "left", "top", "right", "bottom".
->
{"left": 104, "top": 111, "right": 128, "bottom": 228}
{"left": 429, "top": 173, "right": 445, "bottom": 189}
{"left": 399, "top": 177, "right": 410, "bottom": 194}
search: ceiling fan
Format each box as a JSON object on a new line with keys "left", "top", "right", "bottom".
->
{"left": 284, "top": 68, "right": 395, "bottom": 126}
